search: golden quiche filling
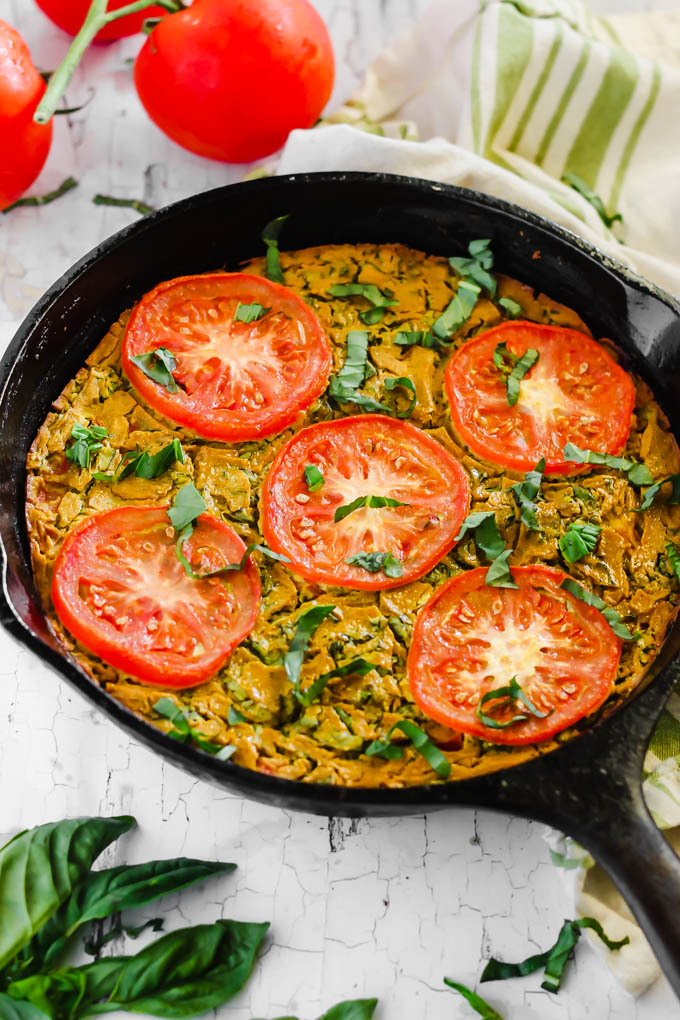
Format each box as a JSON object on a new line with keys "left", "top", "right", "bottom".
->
{"left": 26, "top": 240, "right": 680, "bottom": 787}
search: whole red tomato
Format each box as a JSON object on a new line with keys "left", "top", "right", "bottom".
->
{"left": 34, "top": 0, "right": 167, "bottom": 42}
{"left": 0, "top": 21, "right": 53, "bottom": 210}
{"left": 134, "top": 0, "right": 335, "bottom": 163}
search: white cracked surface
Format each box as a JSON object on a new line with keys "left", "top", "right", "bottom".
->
{"left": 1, "top": 0, "right": 679, "bottom": 1016}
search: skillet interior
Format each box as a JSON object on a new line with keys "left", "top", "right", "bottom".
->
{"left": 3, "top": 171, "right": 680, "bottom": 818}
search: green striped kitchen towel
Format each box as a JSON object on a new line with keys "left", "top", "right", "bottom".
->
{"left": 276, "top": 0, "right": 680, "bottom": 992}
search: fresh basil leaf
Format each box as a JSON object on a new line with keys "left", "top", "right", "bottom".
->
{"left": 234, "top": 302, "right": 268, "bottom": 324}
{"left": 193, "top": 542, "right": 291, "bottom": 579}
{"left": 0, "top": 817, "right": 135, "bottom": 972}
{"left": 559, "top": 577, "right": 635, "bottom": 640}
{"left": 562, "top": 443, "right": 652, "bottom": 486}
{"left": 389, "top": 720, "right": 450, "bottom": 779}
{"left": 639, "top": 474, "right": 680, "bottom": 511}
{"left": 153, "top": 698, "right": 232, "bottom": 758}
{"left": 83, "top": 918, "right": 163, "bottom": 957}
{"left": 8, "top": 957, "right": 125, "bottom": 1019}
{"left": 449, "top": 238, "right": 497, "bottom": 295}
{"left": 304, "top": 464, "right": 324, "bottom": 492}
{"left": 562, "top": 173, "right": 622, "bottom": 230}
{"left": 393, "top": 330, "right": 448, "bottom": 350}
{"left": 510, "top": 458, "right": 545, "bottom": 530}
{"left": 484, "top": 550, "right": 518, "bottom": 589}
{"left": 301, "top": 658, "right": 379, "bottom": 708}
{"left": 337, "top": 330, "right": 370, "bottom": 390}
{"left": 476, "top": 677, "right": 550, "bottom": 730}
{"left": 285, "top": 605, "right": 337, "bottom": 704}
{"left": 262, "top": 214, "right": 289, "bottom": 283}
{"left": 329, "top": 283, "right": 396, "bottom": 310}
{"left": 167, "top": 483, "right": 207, "bottom": 532}
{"left": 559, "top": 521, "right": 601, "bottom": 563}
{"left": 365, "top": 737, "right": 404, "bottom": 760}
{"left": 130, "top": 347, "right": 179, "bottom": 394}
{"left": 65, "top": 424, "right": 108, "bottom": 470}
{"left": 359, "top": 306, "right": 386, "bottom": 325}
{"left": 493, "top": 343, "right": 538, "bottom": 406}
{"left": 443, "top": 979, "right": 502, "bottom": 1020}
{"left": 119, "top": 439, "right": 184, "bottom": 482}
{"left": 319, "top": 999, "right": 379, "bottom": 1020}
{"left": 432, "top": 279, "right": 480, "bottom": 340}
{"left": 667, "top": 543, "right": 680, "bottom": 583}
{"left": 345, "top": 551, "right": 403, "bottom": 578}
{"left": 384, "top": 375, "right": 417, "bottom": 418}
{"left": 328, "top": 377, "right": 389, "bottom": 414}
{"left": 334, "top": 495, "right": 409, "bottom": 523}
{"left": 0, "top": 993, "right": 50, "bottom": 1019}
{"left": 498, "top": 297, "right": 522, "bottom": 318}
{"left": 571, "top": 485, "right": 594, "bottom": 502}
{"left": 228, "top": 706, "right": 246, "bottom": 725}
{"left": 455, "top": 511, "right": 505, "bottom": 562}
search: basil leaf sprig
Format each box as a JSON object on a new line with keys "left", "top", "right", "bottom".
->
{"left": 443, "top": 979, "right": 502, "bottom": 1020}
{"left": 562, "top": 443, "right": 653, "bottom": 486}
{"left": 667, "top": 542, "right": 680, "bottom": 583}
{"left": 154, "top": 697, "right": 236, "bottom": 761}
{"left": 65, "top": 423, "right": 108, "bottom": 470}
{"left": 559, "top": 521, "right": 601, "bottom": 563}
{"left": 235, "top": 302, "right": 269, "bottom": 324}
{"left": 562, "top": 172, "right": 623, "bottom": 230}
{"left": 481, "top": 916, "right": 628, "bottom": 993}
{"left": 328, "top": 282, "right": 397, "bottom": 325}
{"left": 304, "top": 464, "right": 324, "bottom": 492}
{"left": 454, "top": 512, "right": 517, "bottom": 589}
{"left": 334, "top": 494, "right": 410, "bottom": 523}
{"left": 345, "top": 550, "right": 403, "bottom": 578}
{"left": 477, "top": 677, "right": 550, "bottom": 730}
{"left": 432, "top": 278, "right": 480, "bottom": 340}
{"left": 96, "top": 438, "right": 185, "bottom": 484}
{"left": 638, "top": 473, "right": 680, "bottom": 512}
{"left": 167, "top": 482, "right": 208, "bottom": 577}
{"left": 511, "top": 458, "right": 545, "bottom": 530}
{"left": 0, "top": 993, "right": 47, "bottom": 1018}
{"left": 560, "top": 577, "right": 636, "bottom": 640}
{"left": 498, "top": 297, "right": 522, "bottom": 318}
{"left": 130, "top": 347, "right": 179, "bottom": 393}
{"left": 285, "top": 604, "right": 337, "bottom": 705}
{"left": 328, "top": 330, "right": 386, "bottom": 412}
{"left": 493, "top": 342, "right": 539, "bottom": 406}
{"left": 449, "top": 238, "right": 497, "bottom": 294}
{"left": 366, "top": 720, "right": 451, "bottom": 779}
{"left": 83, "top": 916, "right": 164, "bottom": 957}
{"left": 262, "top": 213, "right": 289, "bottom": 283}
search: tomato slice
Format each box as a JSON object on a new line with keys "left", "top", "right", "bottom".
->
{"left": 445, "top": 321, "right": 635, "bottom": 474}
{"left": 261, "top": 415, "right": 471, "bottom": 590}
{"left": 121, "top": 273, "right": 332, "bottom": 442}
{"left": 408, "top": 565, "right": 621, "bottom": 745}
{"left": 51, "top": 507, "right": 261, "bottom": 688}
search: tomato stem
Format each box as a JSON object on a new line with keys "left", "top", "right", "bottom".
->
{"left": 33, "top": 0, "right": 182, "bottom": 124}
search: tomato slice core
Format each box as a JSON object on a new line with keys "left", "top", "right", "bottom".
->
{"left": 122, "top": 273, "right": 332, "bottom": 441}
{"left": 445, "top": 321, "right": 636, "bottom": 474}
{"left": 408, "top": 565, "right": 621, "bottom": 745}
{"left": 51, "top": 507, "right": 261, "bottom": 688}
{"left": 261, "top": 415, "right": 471, "bottom": 589}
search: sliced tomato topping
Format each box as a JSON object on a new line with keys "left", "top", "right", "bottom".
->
{"left": 121, "top": 273, "right": 332, "bottom": 441}
{"left": 408, "top": 565, "right": 621, "bottom": 745}
{"left": 51, "top": 507, "right": 261, "bottom": 688}
{"left": 261, "top": 415, "right": 470, "bottom": 590}
{"left": 445, "top": 321, "right": 635, "bottom": 474}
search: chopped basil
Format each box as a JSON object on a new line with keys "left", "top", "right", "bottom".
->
{"left": 366, "top": 720, "right": 450, "bottom": 779}
{"left": 234, "top": 302, "right": 268, "bottom": 323}
{"left": 562, "top": 443, "right": 653, "bottom": 486}
{"left": 667, "top": 543, "right": 680, "bottom": 583}
{"left": 394, "top": 330, "right": 448, "bottom": 350}
{"left": 572, "top": 484, "right": 594, "bottom": 502}
{"left": 511, "top": 458, "right": 545, "bottom": 530}
{"left": 328, "top": 283, "right": 397, "bottom": 326}
{"left": 449, "top": 238, "right": 497, "bottom": 295}
{"left": 345, "top": 551, "right": 403, "bottom": 578}
{"left": 432, "top": 279, "right": 480, "bottom": 340}
{"left": 481, "top": 916, "right": 628, "bottom": 993}
{"left": 477, "top": 677, "right": 550, "bottom": 730}
{"left": 297, "top": 656, "right": 377, "bottom": 707}
{"left": 559, "top": 521, "right": 601, "bottom": 563}
{"left": 194, "top": 542, "right": 291, "bottom": 579}
{"left": 455, "top": 511, "right": 505, "bottom": 561}
{"left": 443, "top": 979, "right": 502, "bottom": 1020}
{"left": 154, "top": 697, "right": 236, "bottom": 760}
{"left": 285, "top": 604, "right": 337, "bottom": 705}
{"left": 262, "top": 213, "right": 289, "bottom": 283}
{"left": 384, "top": 375, "right": 417, "bottom": 418}
{"left": 359, "top": 306, "right": 387, "bottom": 325}
{"left": 227, "top": 706, "right": 246, "bottom": 725}
{"left": 334, "top": 330, "right": 371, "bottom": 390}
{"left": 498, "top": 297, "right": 522, "bottom": 318}
{"left": 118, "top": 438, "right": 184, "bottom": 481}
{"left": 493, "top": 342, "right": 539, "bottom": 406}
{"left": 304, "top": 464, "right": 324, "bottom": 492}
{"left": 638, "top": 474, "right": 680, "bottom": 512}
{"left": 484, "top": 549, "right": 517, "bottom": 589}
{"left": 328, "top": 376, "right": 389, "bottom": 414}
{"left": 334, "top": 495, "right": 410, "bottom": 523}
{"left": 130, "top": 347, "right": 179, "bottom": 393}
{"left": 168, "top": 482, "right": 207, "bottom": 532}
{"left": 562, "top": 172, "right": 622, "bottom": 230}
{"left": 65, "top": 422, "right": 108, "bottom": 469}
{"left": 560, "top": 577, "right": 636, "bottom": 640}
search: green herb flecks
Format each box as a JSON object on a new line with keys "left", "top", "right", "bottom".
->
{"left": 443, "top": 979, "right": 502, "bottom": 1020}
{"left": 455, "top": 511, "right": 506, "bottom": 561}
{"left": 285, "top": 605, "right": 337, "bottom": 705}
{"left": 366, "top": 720, "right": 450, "bottom": 779}
{"left": 510, "top": 458, "right": 545, "bottom": 530}
{"left": 476, "top": 677, "right": 550, "bottom": 730}
{"left": 154, "top": 698, "right": 236, "bottom": 760}
{"left": 384, "top": 375, "right": 417, "bottom": 418}
{"left": 65, "top": 423, "right": 108, "bottom": 470}
{"left": 562, "top": 172, "right": 622, "bottom": 230}
{"left": 345, "top": 551, "right": 404, "bottom": 578}
{"left": 638, "top": 474, "right": 680, "bottom": 512}
{"left": 572, "top": 484, "right": 594, "bottom": 502}
{"left": 449, "top": 238, "right": 497, "bottom": 295}
{"left": 560, "top": 577, "right": 636, "bottom": 640}
{"left": 262, "top": 213, "right": 289, "bottom": 283}
{"left": 130, "top": 346, "right": 179, "bottom": 394}
{"left": 234, "top": 302, "right": 269, "bottom": 323}
{"left": 559, "top": 521, "right": 601, "bottom": 563}
{"left": 562, "top": 443, "right": 653, "bottom": 486}
{"left": 334, "top": 495, "right": 410, "bottom": 523}
{"left": 498, "top": 297, "right": 522, "bottom": 318}
{"left": 432, "top": 279, "right": 480, "bottom": 340}
{"left": 481, "top": 916, "right": 628, "bottom": 993}
{"left": 328, "top": 283, "right": 397, "bottom": 325}
{"left": 304, "top": 464, "right": 324, "bottom": 492}
{"left": 493, "top": 341, "right": 539, "bottom": 406}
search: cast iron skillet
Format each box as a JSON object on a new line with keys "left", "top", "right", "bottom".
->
{"left": 2, "top": 172, "right": 680, "bottom": 993}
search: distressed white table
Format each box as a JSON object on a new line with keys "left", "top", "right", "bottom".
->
{"left": 1, "top": 1, "right": 679, "bottom": 1017}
